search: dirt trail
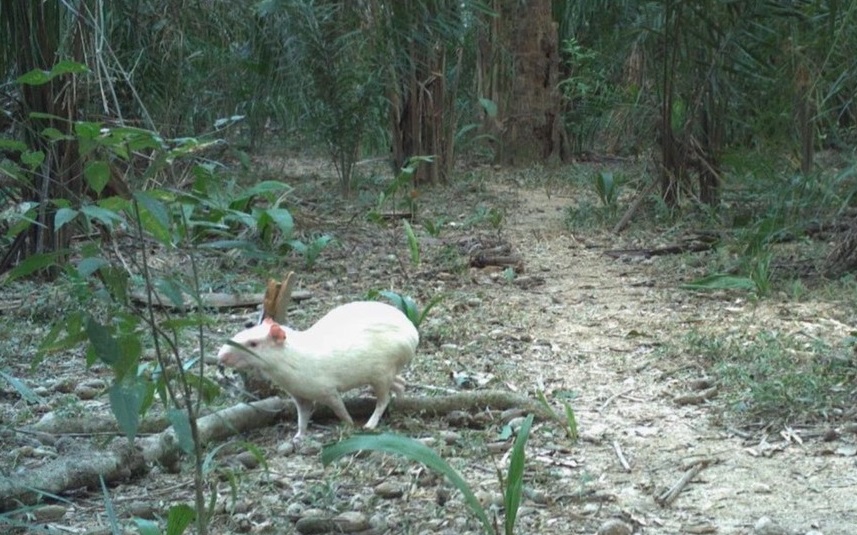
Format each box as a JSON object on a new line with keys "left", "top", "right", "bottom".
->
{"left": 499, "top": 186, "right": 857, "bottom": 534}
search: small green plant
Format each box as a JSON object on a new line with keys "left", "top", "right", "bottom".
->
{"left": 402, "top": 220, "right": 420, "bottom": 266}
{"left": 368, "top": 156, "right": 433, "bottom": 222}
{"left": 422, "top": 216, "right": 447, "bottom": 237}
{"left": 535, "top": 390, "right": 578, "bottom": 441}
{"left": 593, "top": 170, "right": 620, "bottom": 214}
{"left": 322, "top": 414, "right": 534, "bottom": 535}
{"left": 371, "top": 290, "right": 442, "bottom": 330}
{"left": 288, "top": 234, "right": 334, "bottom": 269}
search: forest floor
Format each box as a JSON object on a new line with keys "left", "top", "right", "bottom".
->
{"left": 2, "top": 157, "right": 856, "bottom": 534}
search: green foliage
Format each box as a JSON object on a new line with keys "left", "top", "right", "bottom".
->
{"left": 686, "top": 330, "right": 857, "bottom": 423}
{"left": 368, "top": 156, "right": 432, "bottom": 222}
{"left": 402, "top": 220, "right": 420, "bottom": 266}
{"left": 288, "top": 234, "right": 334, "bottom": 269}
{"left": 592, "top": 171, "right": 621, "bottom": 217}
{"left": 371, "top": 290, "right": 443, "bottom": 330}
{"left": 322, "top": 415, "right": 535, "bottom": 535}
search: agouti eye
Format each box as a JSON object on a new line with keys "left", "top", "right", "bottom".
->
{"left": 248, "top": 341, "right": 258, "bottom": 348}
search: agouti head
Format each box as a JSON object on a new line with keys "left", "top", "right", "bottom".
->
{"left": 218, "top": 317, "right": 286, "bottom": 369}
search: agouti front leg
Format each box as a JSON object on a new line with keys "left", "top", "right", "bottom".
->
{"left": 365, "top": 383, "right": 392, "bottom": 429}
{"left": 291, "top": 395, "right": 315, "bottom": 441}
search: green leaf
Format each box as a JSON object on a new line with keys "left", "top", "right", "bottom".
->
{"left": 168, "top": 409, "right": 195, "bottom": 455}
{"left": 131, "top": 518, "right": 160, "bottom": 535}
{"left": 322, "top": 434, "right": 492, "bottom": 533}
{"left": 77, "top": 257, "right": 108, "bottom": 277}
{"left": 21, "top": 150, "right": 45, "bottom": 169}
{"left": 0, "top": 138, "right": 28, "bottom": 152}
{"left": 403, "top": 220, "right": 419, "bottom": 265}
{"left": 504, "top": 414, "right": 533, "bottom": 535}
{"left": 85, "top": 316, "right": 119, "bottom": 366}
{"left": 155, "top": 277, "right": 188, "bottom": 310}
{"left": 114, "top": 335, "right": 143, "bottom": 382}
{"left": 54, "top": 208, "right": 79, "bottom": 231}
{"left": 134, "top": 191, "right": 172, "bottom": 245}
{"left": 479, "top": 97, "right": 498, "bottom": 118}
{"left": 239, "top": 180, "right": 292, "bottom": 200}
{"left": 84, "top": 161, "right": 111, "bottom": 194}
{"left": 81, "top": 204, "right": 124, "bottom": 228}
{"left": 109, "top": 378, "right": 146, "bottom": 441}
{"left": 0, "top": 369, "right": 43, "bottom": 404}
{"left": 3, "top": 252, "right": 58, "bottom": 282}
{"left": 165, "top": 503, "right": 196, "bottom": 535}
{"left": 265, "top": 208, "right": 294, "bottom": 238}
{"left": 17, "top": 60, "right": 88, "bottom": 85}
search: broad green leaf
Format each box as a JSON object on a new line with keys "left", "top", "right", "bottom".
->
{"left": 75, "top": 121, "right": 103, "bottom": 140}
{"left": 479, "top": 97, "right": 498, "bottom": 118}
{"left": 265, "top": 208, "right": 294, "bottom": 238}
{"left": 54, "top": 208, "right": 79, "bottom": 230}
{"left": 504, "top": 414, "right": 533, "bottom": 535}
{"left": 77, "top": 257, "right": 108, "bottom": 277}
{"left": 17, "top": 61, "right": 87, "bottom": 85}
{"left": 114, "top": 335, "right": 142, "bottom": 382}
{"left": 131, "top": 518, "right": 160, "bottom": 535}
{"left": 109, "top": 379, "right": 146, "bottom": 441}
{"left": 41, "top": 127, "right": 69, "bottom": 141}
{"left": 81, "top": 204, "right": 124, "bottom": 228}
{"left": 84, "top": 161, "right": 111, "bottom": 194}
{"left": 134, "top": 191, "right": 172, "bottom": 245}
{"left": 100, "top": 265, "right": 130, "bottom": 304}
{"left": 322, "top": 434, "right": 492, "bottom": 533}
{"left": 0, "top": 138, "right": 28, "bottom": 151}
{"left": 85, "top": 316, "right": 119, "bottom": 366}
{"left": 21, "top": 150, "right": 45, "bottom": 169}
{"left": 0, "top": 370, "right": 42, "bottom": 404}
{"left": 165, "top": 503, "right": 196, "bottom": 535}
{"left": 3, "top": 252, "right": 58, "bottom": 282}
{"left": 155, "top": 277, "right": 188, "bottom": 310}
{"left": 239, "top": 180, "right": 292, "bottom": 199}
{"left": 168, "top": 409, "right": 195, "bottom": 455}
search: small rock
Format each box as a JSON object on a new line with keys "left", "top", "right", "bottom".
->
{"left": 229, "top": 499, "right": 251, "bottom": 514}
{"left": 333, "top": 511, "right": 370, "bottom": 532}
{"left": 804, "top": 531, "right": 824, "bottom": 535}
{"left": 465, "top": 297, "right": 483, "bottom": 307}
{"left": 128, "top": 502, "right": 157, "bottom": 519}
{"left": 375, "top": 481, "right": 405, "bottom": 499}
{"left": 440, "top": 343, "right": 459, "bottom": 351}
{"left": 754, "top": 516, "right": 789, "bottom": 535}
{"left": 597, "top": 518, "right": 633, "bottom": 535}
{"left": 276, "top": 440, "right": 296, "bottom": 455}
{"left": 285, "top": 502, "right": 304, "bottom": 521}
{"left": 74, "top": 385, "right": 101, "bottom": 400}
{"left": 438, "top": 430, "right": 461, "bottom": 445}
{"left": 235, "top": 451, "right": 259, "bottom": 469}
{"left": 31, "top": 505, "right": 66, "bottom": 522}
{"left": 446, "top": 410, "right": 473, "bottom": 427}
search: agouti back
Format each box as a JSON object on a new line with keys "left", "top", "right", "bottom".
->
{"left": 217, "top": 301, "right": 419, "bottom": 440}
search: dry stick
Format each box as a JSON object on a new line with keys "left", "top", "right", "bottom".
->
{"left": 598, "top": 388, "right": 637, "bottom": 413}
{"left": 612, "top": 166, "right": 659, "bottom": 234}
{"left": 656, "top": 459, "right": 710, "bottom": 507}
{"left": 612, "top": 440, "right": 631, "bottom": 472}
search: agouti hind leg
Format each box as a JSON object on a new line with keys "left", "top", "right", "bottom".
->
{"left": 322, "top": 393, "right": 355, "bottom": 427}
{"left": 291, "top": 395, "right": 315, "bottom": 441}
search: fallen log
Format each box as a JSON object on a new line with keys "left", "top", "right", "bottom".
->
{"left": 3, "top": 391, "right": 560, "bottom": 512}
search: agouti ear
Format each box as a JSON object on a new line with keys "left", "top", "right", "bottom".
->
{"left": 269, "top": 322, "right": 286, "bottom": 344}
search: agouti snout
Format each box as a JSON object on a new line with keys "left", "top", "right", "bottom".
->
{"left": 217, "top": 301, "right": 419, "bottom": 440}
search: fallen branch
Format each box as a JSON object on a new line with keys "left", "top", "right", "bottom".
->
{"left": 129, "top": 288, "right": 311, "bottom": 311}
{"left": 655, "top": 459, "right": 711, "bottom": 507}
{"left": 3, "top": 391, "right": 557, "bottom": 511}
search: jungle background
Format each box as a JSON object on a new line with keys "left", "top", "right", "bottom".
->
{"left": 1, "top": 1, "right": 856, "bottom": 534}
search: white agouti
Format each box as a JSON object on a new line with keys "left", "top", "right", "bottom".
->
{"left": 218, "top": 301, "right": 419, "bottom": 440}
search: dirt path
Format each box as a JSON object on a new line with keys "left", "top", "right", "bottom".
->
{"left": 499, "top": 186, "right": 857, "bottom": 534}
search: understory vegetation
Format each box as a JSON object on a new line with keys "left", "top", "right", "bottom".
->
{"left": 2, "top": 1, "right": 857, "bottom": 534}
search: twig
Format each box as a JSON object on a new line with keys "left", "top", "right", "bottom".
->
{"left": 656, "top": 459, "right": 710, "bottom": 507}
{"left": 598, "top": 388, "right": 637, "bottom": 413}
{"left": 612, "top": 440, "right": 631, "bottom": 472}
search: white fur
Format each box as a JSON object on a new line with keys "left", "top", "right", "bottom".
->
{"left": 218, "top": 301, "right": 419, "bottom": 440}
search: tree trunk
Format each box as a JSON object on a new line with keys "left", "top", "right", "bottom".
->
{"left": 490, "top": 0, "right": 562, "bottom": 165}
